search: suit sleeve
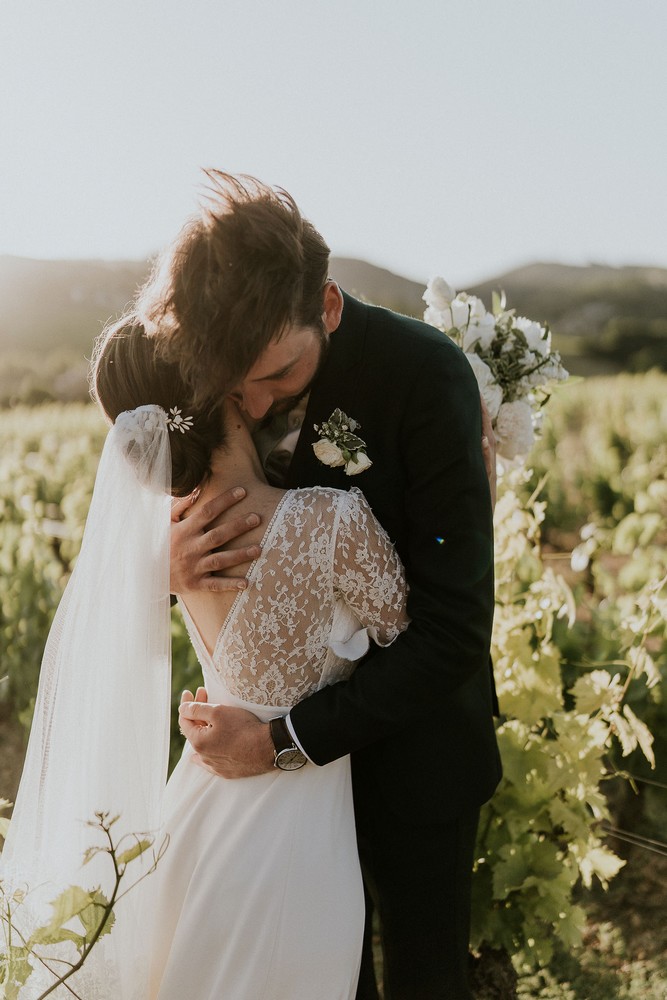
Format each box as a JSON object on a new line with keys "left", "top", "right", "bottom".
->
{"left": 289, "top": 338, "right": 495, "bottom": 764}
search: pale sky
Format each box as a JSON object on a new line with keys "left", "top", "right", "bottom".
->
{"left": 1, "top": 0, "right": 665, "bottom": 286}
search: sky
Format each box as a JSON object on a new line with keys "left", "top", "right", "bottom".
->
{"left": 1, "top": 0, "right": 666, "bottom": 287}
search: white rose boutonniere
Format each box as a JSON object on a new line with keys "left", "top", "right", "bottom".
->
{"left": 313, "top": 438, "right": 346, "bottom": 468}
{"left": 313, "top": 408, "right": 372, "bottom": 476}
{"left": 345, "top": 450, "right": 372, "bottom": 476}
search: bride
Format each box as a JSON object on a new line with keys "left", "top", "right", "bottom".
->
{"left": 2, "top": 317, "right": 408, "bottom": 999}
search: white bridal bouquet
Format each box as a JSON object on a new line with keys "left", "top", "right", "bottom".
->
{"left": 423, "top": 278, "right": 568, "bottom": 460}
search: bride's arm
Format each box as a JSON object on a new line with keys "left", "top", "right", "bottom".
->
{"left": 331, "top": 488, "right": 409, "bottom": 647}
{"left": 177, "top": 489, "right": 413, "bottom": 779}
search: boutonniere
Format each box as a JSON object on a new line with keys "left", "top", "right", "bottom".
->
{"left": 312, "top": 408, "right": 372, "bottom": 476}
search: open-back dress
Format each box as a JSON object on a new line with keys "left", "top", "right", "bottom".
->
{"left": 147, "top": 486, "right": 407, "bottom": 1000}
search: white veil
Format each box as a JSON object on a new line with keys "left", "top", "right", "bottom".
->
{"left": 1, "top": 404, "right": 173, "bottom": 998}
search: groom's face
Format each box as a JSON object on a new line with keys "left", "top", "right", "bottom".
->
{"left": 229, "top": 324, "right": 328, "bottom": 422}
{"left": 229, "top": 281, "right": 343, "bottom": 422}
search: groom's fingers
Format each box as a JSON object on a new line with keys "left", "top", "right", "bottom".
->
{"left": 190, "top": 753, "right": 218, "bottom": 776}
{"left": 179, "top": 700, "right": 216, "bottom": 726}
{"left": 179, "top": 715, "right": 214, "bottom": 744}
{"left": 199, "top": 545, "right": 261, "bottom": 576}
{"left": 194, "top": 513, "right": 261, "bottom": 556}
{"left": 180, "top": 705, "right": 274, "bottom": 778}
{"left": 171, "top": 494, "right": 196, "bottom": 522}
{"left": 170, "top": 487, "right": 264, "bottom": 593}
{"left": 186, "top": 488, "right": 248, "bottom": 531}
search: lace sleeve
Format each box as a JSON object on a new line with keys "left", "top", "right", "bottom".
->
{"left": 333, "top": 488, "right": 409, "bottom": 646}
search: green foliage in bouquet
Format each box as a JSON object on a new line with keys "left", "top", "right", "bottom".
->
{"left": 1, "top": 810, "right": 167, "bottom": 999}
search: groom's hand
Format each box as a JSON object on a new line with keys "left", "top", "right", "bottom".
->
{"left": 179, "top": 699, "right": 274, "bottom": 778}
{"left": 170, "top": 487, "right": 262, "bottom": 594}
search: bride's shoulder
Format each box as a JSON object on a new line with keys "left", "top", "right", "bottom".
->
{"left": 284, "top": 485, "right": 369, "bottom": 522}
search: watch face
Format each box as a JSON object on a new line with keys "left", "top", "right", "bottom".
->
{"left": 275, "top": 748, "right": 307, "bottom": 771}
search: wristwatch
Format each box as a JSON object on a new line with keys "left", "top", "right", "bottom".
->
{"left": 269, "top": 716, "right": 307, "bottom": 771}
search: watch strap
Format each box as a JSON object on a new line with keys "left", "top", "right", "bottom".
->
{"left": 270, "top": 716, "right": 307, "bottom": 770}
{"left": 270, "top": 715, "right": 296, "bottom": 754}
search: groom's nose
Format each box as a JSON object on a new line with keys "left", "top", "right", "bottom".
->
{"left": 232, "top": 386, "right": 274, "bottom": 421}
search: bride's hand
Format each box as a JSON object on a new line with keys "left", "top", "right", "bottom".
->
{"left": 178, "top": 701, "right": 274, "bottom": 778}
{"left": 170, "top": 487, "right": 262, "bottom": 595}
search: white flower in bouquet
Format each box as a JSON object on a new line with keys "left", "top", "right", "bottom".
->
{"left": 423, "top": 277, "right": 568, "bottom": 460}
{"left": 537, "top": 359, "right": 569, "bottom": 383}
{"left": 465, "top": 354, "right": 503, "bottom": 421}
{"left": 495, "top": 400, "right": 535, "bottom": 460}
{"left": 423, "top": 276, "right": 456, "bottom": 314}
{"left": 462, "top": 311, "right": 497, "bottom": 353}
{"left": 424, "top": 279, "right": 500, "bottom": 353}
{"left": 447, "top": 293, "right": 487, "bottom": 332}
{"left": 514, "top": 316, "right": 550, "bottom": 357}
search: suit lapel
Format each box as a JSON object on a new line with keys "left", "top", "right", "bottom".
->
{"left": 286, "top": 292, "right": 367, "bottom": 489}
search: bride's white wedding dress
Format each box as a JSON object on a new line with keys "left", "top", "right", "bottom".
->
{"left": 146, "top": 486, "right": 407, "bottom": 1000}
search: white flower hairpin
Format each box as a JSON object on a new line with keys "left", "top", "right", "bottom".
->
{"left": 313, "top": 408, "right": 372, "bottom": 476}
{"left": 166, "top": 406, "right": 194, "bottom": 434}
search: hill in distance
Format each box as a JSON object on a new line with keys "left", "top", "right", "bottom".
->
{"left": 468, "top": 261, "right": 667, "bottom": 336}
{"left": 1, "top": 254, "right": 666, "bottom": 374}
{"left": 0, "top": 256, "right": 149, "bottom": 354}
{"left": 0, "top": 254, "right": 430, "bottom": 355}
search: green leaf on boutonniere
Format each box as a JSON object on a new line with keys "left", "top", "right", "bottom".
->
{"left": 313, "top": 408, "right": 372, "bottom": 475}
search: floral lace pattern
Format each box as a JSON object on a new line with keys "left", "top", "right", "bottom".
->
{"left": 181, "top": 487, "right": 408, "bottom": 707}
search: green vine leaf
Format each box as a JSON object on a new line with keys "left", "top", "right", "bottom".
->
{"left": 2, "top": 946, "right": 35, "bottom": 998}
{"left": 78, "top": 888, "right": 115, "bottom": 942}
{"left": 116, "top": 837, "right": 153, "bottom": 867}
{"left": 27, "top": 884, "right": 105, "bottom": 948}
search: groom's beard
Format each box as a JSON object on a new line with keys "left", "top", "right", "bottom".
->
{"left": 262, "top": 327, "right": 330, "bottom": 420}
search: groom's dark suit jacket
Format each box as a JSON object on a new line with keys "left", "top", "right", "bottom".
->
{"left": 287, "top": 292, "right": 502, "bottom": 823}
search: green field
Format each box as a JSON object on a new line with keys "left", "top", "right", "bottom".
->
{"left": 1, "top": 375, "right": 666, "bottom": 998}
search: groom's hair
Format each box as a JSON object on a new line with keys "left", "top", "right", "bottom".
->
{"left": 138, "top": 171, "right": 331, "bottom": 408}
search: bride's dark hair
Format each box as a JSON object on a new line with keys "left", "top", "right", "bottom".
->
{"left": 91, "top": 316, "right": 225, "bottom": 496}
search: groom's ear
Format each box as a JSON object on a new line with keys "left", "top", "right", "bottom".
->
{"left": 322, "top": 281, "right": 343, "bottom": 334}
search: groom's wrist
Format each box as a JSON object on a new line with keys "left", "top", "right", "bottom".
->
{"left": 269, "top": 716, "right": 309, "bottom": 770}
{"left": 285, "top": 714, "right": 315, "bottom": 764}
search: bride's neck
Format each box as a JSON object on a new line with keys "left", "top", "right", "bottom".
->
{"left": 199, "top": 400, "right": 282, "bottom": 500}
{"left": 208, "top": 441, "right": 270, "bottom": 496}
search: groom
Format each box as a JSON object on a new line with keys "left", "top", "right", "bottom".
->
{"left": 156, "top": 172, "right": 502, "bottom": 999}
